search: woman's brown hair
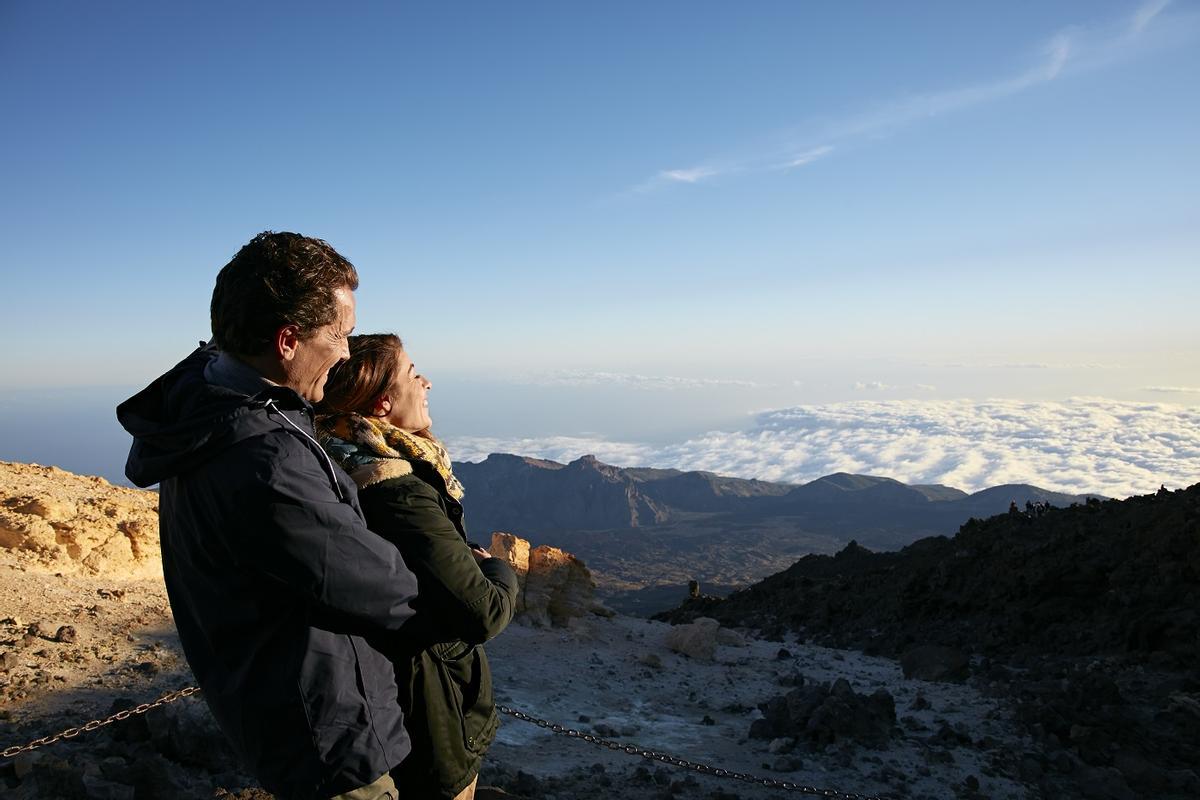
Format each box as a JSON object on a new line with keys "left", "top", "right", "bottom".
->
{"left": 317, "top": 333, "right": 405, "bottom": 418}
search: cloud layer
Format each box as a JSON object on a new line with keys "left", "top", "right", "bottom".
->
{"left": 449, "top": 397, "right": 1200, "bottom": 499}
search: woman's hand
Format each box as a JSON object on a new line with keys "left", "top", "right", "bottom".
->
{"left": 469, "top": 546, "right": 492, "bottom": 563}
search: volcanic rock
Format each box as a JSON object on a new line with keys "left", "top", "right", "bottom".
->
{"left": 750, "top": 677, "right": 896, "bottom": 749}
{"left": 900, "top": 645, "right": 969, "bottom": 682}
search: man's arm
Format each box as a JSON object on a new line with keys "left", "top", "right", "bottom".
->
{"left": 234, "top": 433, "right": 419, "bottom": 633}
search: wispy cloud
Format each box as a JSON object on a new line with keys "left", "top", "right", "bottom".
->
{"left": 631, "top": 0, "right": 1189, "bottom": 192}
{"left": 661, "top": 167, "right": 718, "bottom": 184}
{"left": 632, "top": 165, "right": 728, "bottom": 193}
{"left": 774, "top": 145, "right": 835, "bottom": 171}
{"left": 928, "top": 361, "right": 1124, "bottom": 370}
{"left": 851, "top": 380, "right": 937, "bottom": 392}
{"left": 449, "top": 397, "right": 1200, "bottom": 499}
{"left": 515, "top": 370, "right": 765, "bottom": 390}
{"left": 1133, "top": 0, "right": 1172, "bottom": 33}
{"left": 1145, "top": 385, "right": 1200, "bottom": 394}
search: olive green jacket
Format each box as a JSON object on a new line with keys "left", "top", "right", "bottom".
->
{"left": 348, "top": 457, "right": 519, "bottom": 799}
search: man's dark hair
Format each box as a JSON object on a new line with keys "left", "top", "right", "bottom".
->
{"left": 210, "top": 231, "right": 360, "bottom": 357}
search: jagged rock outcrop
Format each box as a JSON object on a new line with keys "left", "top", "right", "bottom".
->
{"left": 488, "top": 532, "right": 605, "bottom": 627}
{"left": 0, "top": 461, "right": 160, "bottom": 578}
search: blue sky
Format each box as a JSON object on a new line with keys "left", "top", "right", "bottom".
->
{"left": 1, "top": 1, "right": 1198, "bottom": 493}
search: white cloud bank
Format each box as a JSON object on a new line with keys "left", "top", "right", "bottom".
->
{"left": 449, "top": 398, "right": 1200, "bottom": 499}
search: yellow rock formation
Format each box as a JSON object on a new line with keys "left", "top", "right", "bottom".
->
{"left": 0, "top": 461, "right": 161, "bottom": 579}
{"left": 489, "top": 532, "right": 604, "bottom": 626}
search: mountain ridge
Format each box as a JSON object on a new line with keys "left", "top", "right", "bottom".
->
{"left": 455, "top": 452, "right": 1097, "bottom": 534}
{"left": 453, "top": 453, "right": 1101, "bottom": 614}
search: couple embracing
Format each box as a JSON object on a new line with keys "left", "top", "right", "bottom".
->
{"left": 118, "top": 232, "right": 515, "bottom": 800}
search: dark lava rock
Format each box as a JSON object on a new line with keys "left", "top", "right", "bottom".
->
{"left": 750, "top": 677, "right": 895, "bottom": 749}
{"left": 900, "top": 645, "right": 968, "bottom": 682}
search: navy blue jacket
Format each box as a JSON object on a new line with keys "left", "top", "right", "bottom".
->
{"left": 118, "top": 346, "right": 420, "bottom": 799}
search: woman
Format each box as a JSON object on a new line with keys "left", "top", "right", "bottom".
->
{"left": 316, "top": 333, "right": 519, "bottom": 800}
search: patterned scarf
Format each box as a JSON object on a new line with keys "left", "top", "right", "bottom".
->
{"left": 319, "top": 413, "right": 465, "bottom": 501}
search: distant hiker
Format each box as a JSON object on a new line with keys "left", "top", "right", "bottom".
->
{"left": 688, "top": 579, "right": 701, "bottom": 598}
{"left": 1009, "top": 500, "right": 1019, "bottom": 516}
{"left": 1025, "top": 500, "right": 1034, "bottom": 515}
{"left": 317, "top": 333, "right": 518, "bottom": 800}
{"left": 118, "top": 232, "right": 419, "bottom": 800}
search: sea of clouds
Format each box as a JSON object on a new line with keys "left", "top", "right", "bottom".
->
{"left": 448, "top": 398, "right": 1200, "bottom": 499}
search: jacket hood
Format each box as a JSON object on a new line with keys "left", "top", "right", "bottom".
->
{"left": 117, "top": 345, "right": 310, "bottom": 488}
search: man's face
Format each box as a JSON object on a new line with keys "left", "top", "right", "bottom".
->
{"left": 284, "top": 286, "right": 356, "bottom": 403}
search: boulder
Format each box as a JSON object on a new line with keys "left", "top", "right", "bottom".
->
{"left": 665, "top": 617, "right": 720, "bottom": 661}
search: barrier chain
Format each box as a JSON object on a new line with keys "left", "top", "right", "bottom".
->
{"left": 1, "top": 686, "right": 201, "bottom": 759}
{"left": 496, "top": 705, "right": 888, "bottom": 799}
{"left": 2, "top": 687, "right": 890, "bottom": 799}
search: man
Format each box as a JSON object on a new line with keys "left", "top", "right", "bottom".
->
{"left": 118, "top": 232, "right": 418, "bottom": 800}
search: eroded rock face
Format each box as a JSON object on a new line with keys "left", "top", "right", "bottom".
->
{"left": 488, "top": 532, "right": 600, "bottom": 627}
{"left": 0, "top": 462, "right": 161, "bottom": 578}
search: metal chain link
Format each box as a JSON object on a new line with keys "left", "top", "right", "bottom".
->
{"left": 498, "top": 705, "right": 890, "bottom": 800}
{"left": 3, "top": 689, "right": 888, "bottom": 799}
{"left": 1, "top": 686, "right": 201, "bottom": 759}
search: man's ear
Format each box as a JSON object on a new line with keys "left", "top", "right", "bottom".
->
{"left": 275, "top": 325, "right": 302, "bottom": 362}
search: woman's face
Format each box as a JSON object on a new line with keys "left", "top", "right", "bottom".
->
{"left": 379, "top": 349, "right": 432, "bottom": 432}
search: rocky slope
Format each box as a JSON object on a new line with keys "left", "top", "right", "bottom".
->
{"left": 658, "top": 485, "right": 1200, "bottom": 798}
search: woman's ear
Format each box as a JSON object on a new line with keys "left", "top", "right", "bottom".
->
{"left": 372, "top": 394, "right": 392, "bottom": 417}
